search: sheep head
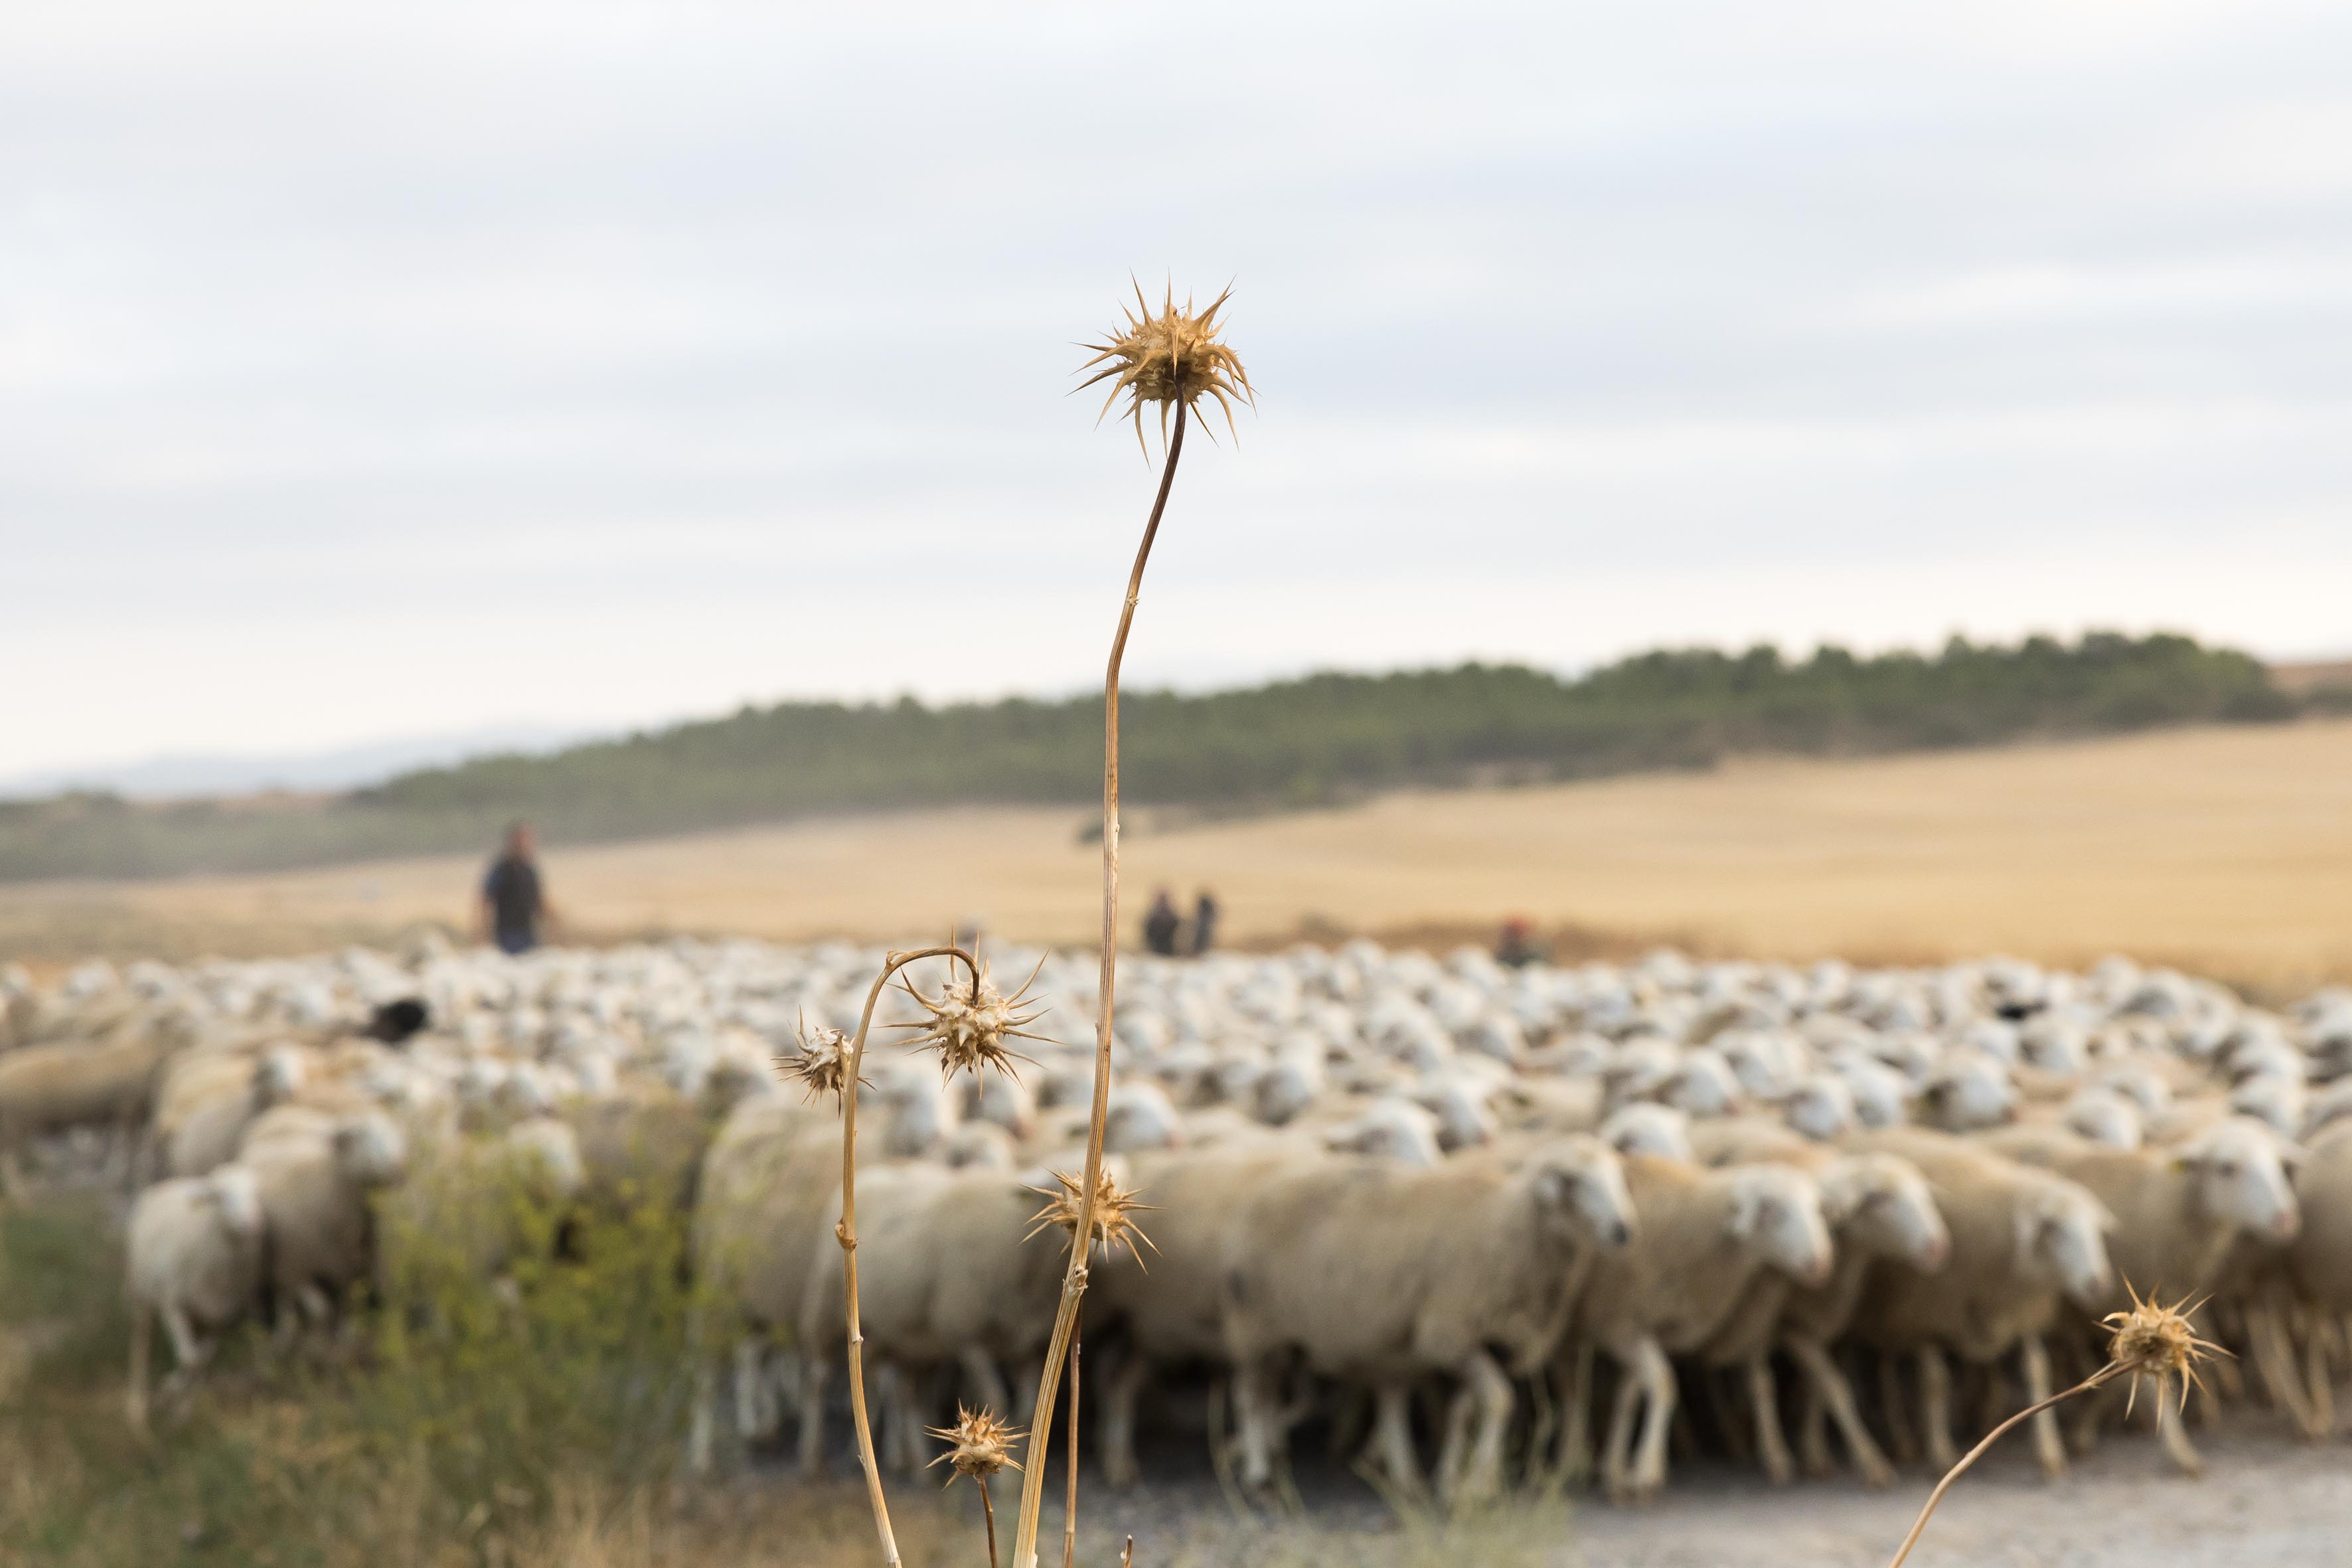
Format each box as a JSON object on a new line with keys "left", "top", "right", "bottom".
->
{"left": 331, "top": 1112, "right": 409, "bottom": 1189}
{"left": 2173, "top": 1118, "right": 2302, "bottom": 1243}
{"left": 1528, "top": 1135, "right": 1635, "bottom": 1251}
{"left": 204, "top": 1166, "right": 266, "bottom": 1241}
{"left": 1818, "top": 1154, "right": 1948, "bottom": 1271}
{"left": 2013, "top": 1180, "right": 2115, "bottom": 1308}
{"left": 1726, "top": 1166, "right": 1834, "bottom": 1286}
{"left": 1597, "top": 1102, "right": 1691, "bottom": 1162}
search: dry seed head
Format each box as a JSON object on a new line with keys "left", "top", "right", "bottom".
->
{"left": 1026, "top": 1167, "right": 1159, "bottom": 1266}
{"left": 779, "top": 1015, "right": 863, "bottom": 1110}
{"left": 1077, "top": 281, "right": 1255, "bottom": 455}
{"left": 2102, "top": 1279, "right": 2228, "bottom": 1416}
{"left": 925, "top": 1404, "right": 1024, "bottom": 1486}
{"left": 896, "top": 957, "right": 1050, "bottom": 1084}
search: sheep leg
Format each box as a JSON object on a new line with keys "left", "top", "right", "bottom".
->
{"left": 1796, "top": 1375, "right": 1832, "bottom": 1478}
{"left": 1789, "top": 1339, "right": 1891, "bottom": 1488}
{"left": 1917, "top": 1347, "right": 1958, "bottom": 1474}
{"left": 2304, "top": 1322, "right": 2335, "bottom": 1439}
{"left": 1434, "top": 1385, "right": 1473, "bottom": 1501}
{"left": 1879, "top": 1352, "right": 1919, "bottom": 1467}
{"left": 1556, "top": 1338, "right": 1597, "bottom": 1488}
{"left": 125, "top": 1300, "right": 155, "bottom": 1436}
{"left": 1447, "top": 1350, "right": 1514, "bottom": 1507}
{"left": 2019, "top": 1336, "right": 2065, "bottom": 1481}
{"left": 1373, "top": 1382, "right": 1429, "bottom": 1501}
{"left": 157, "top": 1300, "right": 210, "bottom": 1403}
{"left": 1745, "top": 1356, "right": 1795, "bottom": 1486}
{"left": 1231, "top": 1358, "right": 1280, "bottom": 1494}
{"left": 797, "top": 1350, "right": 832, "bottom": 1478}
{"left": 2067, "top": 1373, "right": 2126, "bottom": 1456}
{"left": 688, "top": 1360, "right": 717, "bottom": 1475}
{"left": 1101, "top": 1352, "right": 1150, "bottom": 1490}
{"left": 1628, "top": 1339, "right": 1678, "bottom": 1502}
{"left": 1600, "top": 1355, "right": 1643, "bottom": 1503}
{"left": 2246, "top": 1298, "right": 2323, "bottom": 1438}
{"left": 2156, "top": 1385, "right": 2205, "bottom": 1476}
{"left": 958, "top": 1346, "right": 1010, "bottom": 1419}
{"left": 733, "top": 1342, "right": 771, "bottom": 1441}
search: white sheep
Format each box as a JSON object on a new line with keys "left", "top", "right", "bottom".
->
{"left": 1571, "top": 1156, "right": 1834, "bottom": 1502}
{"left": 124, "top": 1166, "right": 266, "bottom": 1433}
{"left": 1845, "top": 1127, "right": 2114, "bottom": 1479}
{"left": 1994, "top": 1118, "right": 2300, "bottom": 1472}
{"left": 1220, "top": 1137, "right": 1635, "bottom": 1503}
{"left": 243, "top": 1110, "right": 410, "bottom": 1342}
{"left": 794, "top": 1161, "right": 1066, "bottom": 1476}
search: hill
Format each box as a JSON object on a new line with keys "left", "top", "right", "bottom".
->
{"left": 0, "top": 631, "right": 2295, "bottom": 882}
{"left": 6, "top": 718, "right": 2349, "bottom": 990}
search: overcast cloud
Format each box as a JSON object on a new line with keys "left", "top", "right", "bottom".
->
{"left": 4, "top": 0, "right": 2349, "bottom": 781}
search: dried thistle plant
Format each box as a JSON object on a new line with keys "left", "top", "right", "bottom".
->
{"left": 1885, "top": 1283, "right": 2224, "bottom": 1568}
{"left": 893, "top": 956, "right": 1051, "bottom": 1083}
{"left": 1025, "top": 1168, "right": 1159, "bottom": 1268}
{"left": 778, "top": 1014, "right": 864, "bottom": 1108}
{"left": 1010, "top": 285, "right": 1251, "bottom": 1568}
{"left": 1079, "top": 281, "right": 1255, "bottom": 454}
{"left": 927, "top": 1405, "right": 1024, "bottom": 1568}
{"left": 2104, "top": 1279, "right": 2226, "bottom": 1417}
{"left": 823, "top": 944, "right": 980, "bottom": 1568}
{"left": 927, "top": 1403, "right": 1025, "bottom": 1486}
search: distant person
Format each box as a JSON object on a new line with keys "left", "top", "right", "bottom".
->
{"left": 1496, "top": 915, "right": 1543, "bottom": 969}
{"left": 1192, "top": 890, "right": 1219, "bottom": 957}
{"left": 1142, "top": 889, "right": 1182, "bottom": 957}
{"left": 477, "top": 822, "right": 557, "bottom": 955}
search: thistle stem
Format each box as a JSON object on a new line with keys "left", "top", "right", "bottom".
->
{"left": 1063, "top": 1322, "right": 1082, "bottom": 1568}
{"left": 838, "top": 944, "right": 979, "bottom": 1568}
{"left": 1883, "top": 1363, "right": 2119, "bottom": 1568}
{"left": 980, "top": 1477, "right": 1000, "bottom": 1568}
{"left": 1012, "top": 400, "right": 1189, "bottom": 1567}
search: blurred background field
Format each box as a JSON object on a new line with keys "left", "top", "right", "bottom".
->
{"left": 7, "top": 713, "right": 2349, "bottom": 992}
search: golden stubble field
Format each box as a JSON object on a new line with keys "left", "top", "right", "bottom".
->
{"left": 5, "top": 718, "right": 2351, "bottom": 988}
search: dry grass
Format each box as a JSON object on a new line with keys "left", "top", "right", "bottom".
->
{"left": 8, "top": 720, "right": 2351, "bottom": 988}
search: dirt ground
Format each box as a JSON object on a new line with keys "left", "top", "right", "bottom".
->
{"left": 1043, "top": 1420, "right": 2352, "bottom": 1567}
{"left": 6, "top": 719, "right": 2351, "bottom": 988}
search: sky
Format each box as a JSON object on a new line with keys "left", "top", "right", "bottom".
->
{"left": 4, "top": 1, "right": 2349, "bottom": 787}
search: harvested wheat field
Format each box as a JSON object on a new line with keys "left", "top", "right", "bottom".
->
{"left": 5, "top": 718, "right": 2349, "bottom": 988}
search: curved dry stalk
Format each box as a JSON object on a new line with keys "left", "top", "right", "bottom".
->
{"left": 838, "top": 944, "right": 979, "bottom": 1568}
{"left": 1883, "top": 1364, "right": 2118, "bottom": 1568}
{"left": 1063, "top": 1321, "right": 1081, "bottom": 1568}
{"left": 1011, "top": 400, "right": 1189, "bottom": 1568}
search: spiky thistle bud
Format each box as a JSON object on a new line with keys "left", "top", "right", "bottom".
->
{"left": 2102, "top": 1279, "right": 2227, "bottom": 1416}
{"left": 895, "top": 957, "right": 1050, "bottom": 1084}
{"left": 1026, "top": 1168, "right": 1158, "bottom": 1267}
{"left": 925, "top": 1404, "right": 1024, "bottom": 1486}
{"left": 1077, "top": 281, "right": 1254, "bottom": 455}
{"left": 778, "top": 1015, "right": 863, "bottom": 1110}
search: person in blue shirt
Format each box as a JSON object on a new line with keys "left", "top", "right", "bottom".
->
{"left": 476, "top": 822, "right": 559, "bottom": 955}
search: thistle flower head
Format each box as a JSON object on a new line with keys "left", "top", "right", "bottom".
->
{"left": 896, "top": 956, "right": 1050, "bottom": 1084}
{"left": 1077, "top": 281, "right": 1255, "bottom": 455}
{"left": 2102, "top": 1279, "right": 2229, "bottom": 1416}
{"left": 779, "top": 1014, "right": 863, "bottom": 1110}
{"left": 1026, "top": 1167, "right": 1159, "bottom": 1267}
{"left": 925, "top": 1404, "right": 1024, "bottom": 1486}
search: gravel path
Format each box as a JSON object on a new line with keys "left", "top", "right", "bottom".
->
{"left": 1032, "top": 1419, "right": 2351, "bottom": 1567}
{"left": 1565, "top": 1426, "right": 2351, "bottom": 1567}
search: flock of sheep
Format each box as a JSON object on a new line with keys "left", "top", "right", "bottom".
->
{"left": 6, "top": 935, "right": 2352, "bottom": 1505}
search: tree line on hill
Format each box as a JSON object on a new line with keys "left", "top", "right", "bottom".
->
{"left": 0, "top": 632, "right": 2300, "bottom": 882}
